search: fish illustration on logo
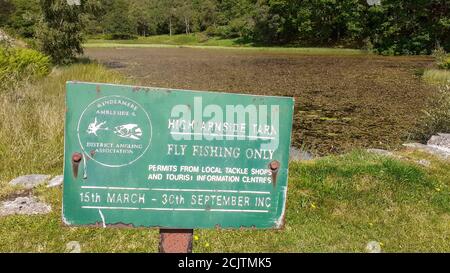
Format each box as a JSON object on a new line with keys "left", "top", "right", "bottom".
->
{"left": 114, "top": 124, "right": 143, "bottom": 140}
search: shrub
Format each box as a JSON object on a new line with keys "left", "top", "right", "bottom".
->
{"left": 423, "top": 69, "right": 450, "bottom": 85}
{"left": 196, "top": 33, "right": 209, "bottom": 43}
{"left": 215, "top": 25, "right": 232, "bottom": 39}
{"left": 432, "top": 47, "right": 450, "bottom": 70}
{"left": 205, "top": 26, "right": 219, "bottom": 37}
{"left": 0, "top": 46, "right": 51, "bottom": 87}
{"left": 439, "top": 57, "right": 450, "bottom": 70}
{"left": 415, "top": 84, "right": 450, "bottom": 142}
{"left": 105, "top": 33, "right": 138, "bottom": 40}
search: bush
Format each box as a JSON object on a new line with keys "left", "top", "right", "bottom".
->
{"left": 205, "top": 26, "right": 219, "bottom": 37}
{"left": 105, "top": 33, "right": 138, "bottom": 40}
{"left": 439, "top": 58, "right": 450, "bottom": 70}
{"left": 432, "top": 47, "right": 450, "bottom": 70}
{"left": 196, "top": 33, "right": 209, "bottom": 43}
{"left": 415, "top": 84, "right": 450, "bottom": 142}
{"left": 423, "top": 69, "right": 450, "bottom": 85}
{"left": 0, "top": 46, "right": 51, "bottom": 87}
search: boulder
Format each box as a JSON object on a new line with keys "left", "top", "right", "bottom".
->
{"left": 290, "top": 146, "right": 315, "bottom": 161}
{"left": 9, "top": 175, "right": 51, "bottom": 189}
{"left": 403, "top": 143, "right": 450, "bottom": 159}
{"left": 0, "top": 28, "right": 13, "bottom": 45}
{"left": 427, "top": 133, "right": 450, "bottom": 149}
{"left": 47, "top": 175, "right": 64, "bottom": 188}
{"left": 366, "top": 148, "right": 394, "bottom": 157}
{"left": 365, "top": 241, "right": 382, "bottom": 253}
{"left": 417, "top": 159, "right": 431, "bottom": 167}
{"left": 65, "top": 241, "right": 81, "bottom": 253}
{"left": 0, "top": 197, "right": 51, "bottom": 217}
{"left": 66, "top": 0, "right": 81, "bottom": 6}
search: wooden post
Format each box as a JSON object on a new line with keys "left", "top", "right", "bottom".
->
{"left": 159, "top": 229, "right": 193, "bottom": 253}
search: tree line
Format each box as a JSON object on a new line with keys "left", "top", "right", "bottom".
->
{"left": 1, "top": 0, "right": 449, "bottom": 59}
{"left": 84, "top": 0, "right": 450, "bottom": 55}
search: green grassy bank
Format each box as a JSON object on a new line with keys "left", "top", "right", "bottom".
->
{"left": 1, "top": 64, "right": 449, "bottom": 252}
{"left": 85, "top": 33, "right": 367, "bottom": 56}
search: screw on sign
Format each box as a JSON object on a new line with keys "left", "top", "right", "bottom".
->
{"left": 269, "top": 160, "right": 280, "bottom": 187}
{"left": 62, "top": 82, "right": 295, "bottom": 253}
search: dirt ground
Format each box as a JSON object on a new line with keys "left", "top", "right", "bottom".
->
{"left": 85, "top": 47, "right": 435, "bottom": 155}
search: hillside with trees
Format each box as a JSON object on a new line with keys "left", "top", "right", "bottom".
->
{"left": 1, "top": 0, "right": 449, "bottom": 55}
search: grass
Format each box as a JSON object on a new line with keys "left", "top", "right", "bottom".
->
{"left": 88, "top": 33, "right": 240, "bottom": 47}
{"left": 0, "top": 63, "right": 129, "bottom": 200}
{"left": 413, "top": 84, "right": 450, "bottom": 142}
{"left": 85, "top": 33, "right": 367, "bottom": 56}
{"left": 1, "top": 147, "right": 450, "bottom": 252}
{"left": 1, "top": 63, "right": 450, "bottom": 252}
{"left": 423, "top": 69, "right": 450, "bottom": 85}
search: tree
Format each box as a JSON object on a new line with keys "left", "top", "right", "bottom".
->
{"left": 129, "top": 0, "right": 153, "bottom": 36}
{"left": 7, "top": 0, "right": 445, "bottom": 56}
{"left": 82, "top": 0, "right": 108, "bottom": 35}
{"left": 244, "top": 0, "right": 369, "bottom": 46}
{"left": 249, "top": 0, "right": 298, "bottom": 44}
{"left": 36, "top": 0, "right": 86, "bottom": 64}
{"left": 369, "top": 0, "right": 450, "bottom": 55}
{"left": 214, "top": 0, "right": 254, "bottom": 39}
{"left": 309, "top": 0, "right": 368, "bottom": 46}
{"left": 159, "top": 0, "right": 181, "bottom": 36}
{"left": 103, "top": 0, "right": 134, "bottom": 36}
{"left": 5, "top": 0, "right": 41, "bottom": 38}
{"left": 0, "top": 0, "right": 15, "bottom": 27}
{"left": 193, "top": 0, "right": 217, "bottom": 32}
{"left": 178, "top": 1, "right": 194, "bottom": 34}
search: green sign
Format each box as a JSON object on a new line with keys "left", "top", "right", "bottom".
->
{"left": 63, "top": 82, "right": 294, "bottom": 229}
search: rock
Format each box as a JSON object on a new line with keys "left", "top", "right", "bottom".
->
{"left": 0, "top": 197, "right": 51, "bottom": 217}
{"left": 66, "top": 0, "right": 81, "bottom": 6}
{"left": 402, "top": 134, "right": 450, "bottom": 159}
{"left": 9, "top": 175, "right": 51, "bottom": 189}
{"left": 47, "top": 175, "right": 64, "bottom": 188}
{"left": 403, "top": 143, "right": 426, "bottom": 149}
{"left": 365, "top": 241, "right": 382, "bottom": 253}
{"left": 427, "top": 133, "right": 450, "bottom": 149}
{"left": 427, "top": 133, "right": 450, "bottom": 158}
{"left": 403, "top": 143, "right": 450, "bottom": 159}
{"left": 366, "top": 148, "right": 394, "bottom": 157}
{"left": 0, "top": 28, "right": 13, "bottom": 45}
{"left": 417, "top": 159, "right": 431, "bottom": 167}
{"left": 65, "top": 241, "right": 81, "bottom": 253}
{"left": 289, "top": 146, "right": 315, "bottom": 161}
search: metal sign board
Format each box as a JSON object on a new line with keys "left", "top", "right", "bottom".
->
{"left": 63, "top": 82, "right": 294, "bottom": 229}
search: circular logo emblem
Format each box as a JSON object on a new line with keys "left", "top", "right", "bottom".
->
{"left": 77, "top": 95, "right": 152, "bottom": 168}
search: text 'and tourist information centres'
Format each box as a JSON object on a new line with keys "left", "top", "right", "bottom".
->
{"left": 63, "top": 82, "right": 294, "bottom": 229}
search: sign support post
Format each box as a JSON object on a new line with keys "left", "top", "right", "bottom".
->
{"left": 159, "top": 229, "right": 193, "bottom": 253}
